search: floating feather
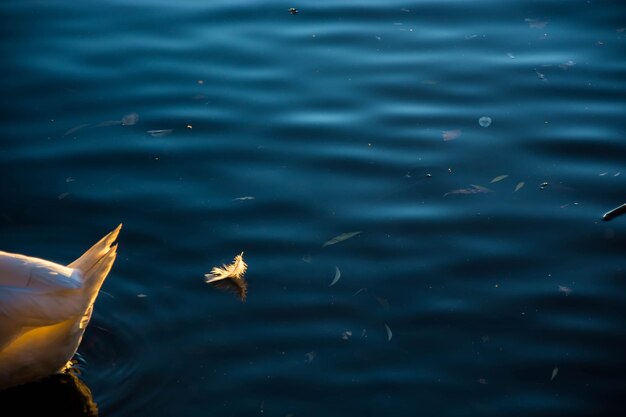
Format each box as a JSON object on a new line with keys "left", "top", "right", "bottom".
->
{"left": 384, "top": 323, "right": 393, "bottom": 341}
{"left": 490, "top": 175, "right": 508, "bottom": 183}
{"left": 322, "top": 231, "right": 361, "bottom": 247}
{"left": 551, "top": 367, "right": 558, "bottom": 381}
{"left": 205, "top": 252, "right": 248, "bottom": 301}
{"left": 329, "top": 266, "right": 341, "bottom": 287}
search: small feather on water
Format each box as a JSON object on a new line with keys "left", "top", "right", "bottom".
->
{"left": 442, "top": 129, "right": 461, "bottom": 141}
{"left": 558, "top": 285, "right": 572, "bottom": 296}
{"left": 551, "top": 367, "right": 558, "bottom": 381}
{"left": 444, "top": 184, "right": 493, "bottom": 197}
{"left": 96, "top": 120, "right": 122, "bottom": 127}
{"left": 205, "top": 252, "right": 248, "bottom": 301}
{"left": 329, "top": 266, "right": 341, "bottom": 287}
{"left": 384, "top": 323, "right": 393, "bottom": 341}
{"left": 490, "top": 175, "right": 508, "bottom": 183}
{"left": 323, "top": 231, "right": 361, "bottom": 247}
{"left": 147, "top": 129, "right": 173, "bottom": 137}
{"left": 121, "top": 112, "right": 139, "bottom": 126}
{"left": 514, "top": 182, "right": 525, "bottom": 192}
{"left": 64, "top": 123, "right": 90, "bottom": 137}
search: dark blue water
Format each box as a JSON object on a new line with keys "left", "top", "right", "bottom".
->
{"left": 1, "top": 0, "right": 625, "bottom": 415}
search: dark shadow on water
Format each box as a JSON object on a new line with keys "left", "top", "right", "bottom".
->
{"left": 0, "top": 373, "right": 98, "bottom": 417}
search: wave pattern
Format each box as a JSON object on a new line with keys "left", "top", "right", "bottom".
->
{"left": 1, "top": 1, "right": 625, "bottom": 416}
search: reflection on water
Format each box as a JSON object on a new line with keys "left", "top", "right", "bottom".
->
{"left": 0, "top": 373, "right": 98, "bottom": 417}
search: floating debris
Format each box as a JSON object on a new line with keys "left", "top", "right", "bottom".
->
{"left": 329, "top": 266, "right": 341, "bottom": 287}
{"left": 96, "top": 119, "right": 122, "bottom": 127}
{"left": 507, "top": 52, "right": 516, "bottom": 59}
{"left": 478, "top": 378, "right": 488, "bottom": 385}
{"left": 479, "top": 116, "right": 492, "bottom": 127}
{"left": 186, "top": 125, "right": 193, "bottom": 129}
{"left": 514, "top": 182, "right": 525, "bottom": 192}
{"left": 57, "top": 192, "right": 70, "bottom": 200}
{"left": 442, "top": 129, "right": 461, "bottom": 141}
{"left": 137, "top": 293, "right": 148, "bottom": 298}
{"left": 63, "top": 123, "right": 90, "bottom": 137}
{"left": 558, "top": 285, "right": 572, "bottom": 296}
{"left": 232, "top": 196, "right": 255, "bottom": 201}
{"left": 121, "top": 112, "right": 139, "bottom": 126}
{"left": 525, "top": 18, "right": 548, "bottom": 29}
{"left": 490, "top": 174, "right": 508, "bottom": 183}
{"left": 375, "top": 295, "right": 390, "bottom": 310}
{"left": 204, "top": 252, "right": 248, "bottom": 301}
{"left": 559, "top": 60, "right": 576, "bottom": 70}
{"left": 322, "top": 231, "right": 361, "bottom": 247}
{"left": 551, "top": 367, "right": 558, "bottom": 381}
{"left": 147, "top": 129, "right": 173, "bottom": 137}
{"left": 540, "top": 182, "right": 549, "bottom": 190}
{"left": 305, "top": 351, "right": 316, "bottom": 363}
{"left": 602, "top": 203, "right": 626, "bottom": 221}
{"left": 535, "top": 70, "right": 547, "bottom": 82}
{"left": 384, "top": 323, "right": 393, "bottom": 341}
{"left": 65, "top": 177, "right": 76, "bottom": 183}
{"left": 444, "top": 184, "right": 493, "bottom": 197}
{"left": 288, "top": 7, "right": 298, "bottom": 15}
{"left": 341, "top": 330, "right": 352, "bottom": 340}
{"left": 352, "top": 288, "right": 368, "bottom": 297}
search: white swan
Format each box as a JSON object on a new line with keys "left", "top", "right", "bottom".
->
{"left": 0, "top": 224, "right": 121, "bottom": 390}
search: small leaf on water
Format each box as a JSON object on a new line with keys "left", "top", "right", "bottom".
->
{"left": 514, "top": 182, "right": 525, "bottom": 192}
{"left": 551, "top": 367, "right": 558, "bottom": 381}
{"left": 323, "top": 231, "right": 361, "bottom": 247}
{"left": 329, "top": 266, "right": 341, "bottom": 287}
{"left": 490, "top": 175, "right": 509, "bottom": 183}
{"left": 384, "top": 323, "right": 393, "bottom": 341}
{"left": 442, "top": 129, "right": 461, "bottom": 141}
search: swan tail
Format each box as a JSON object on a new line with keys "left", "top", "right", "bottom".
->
{"left": 68, "top": 224, "right": 121, "bottom": 296}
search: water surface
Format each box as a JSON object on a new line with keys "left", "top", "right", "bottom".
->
{"left": 1, "top": 1, "right": 625, "bottom": 416}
